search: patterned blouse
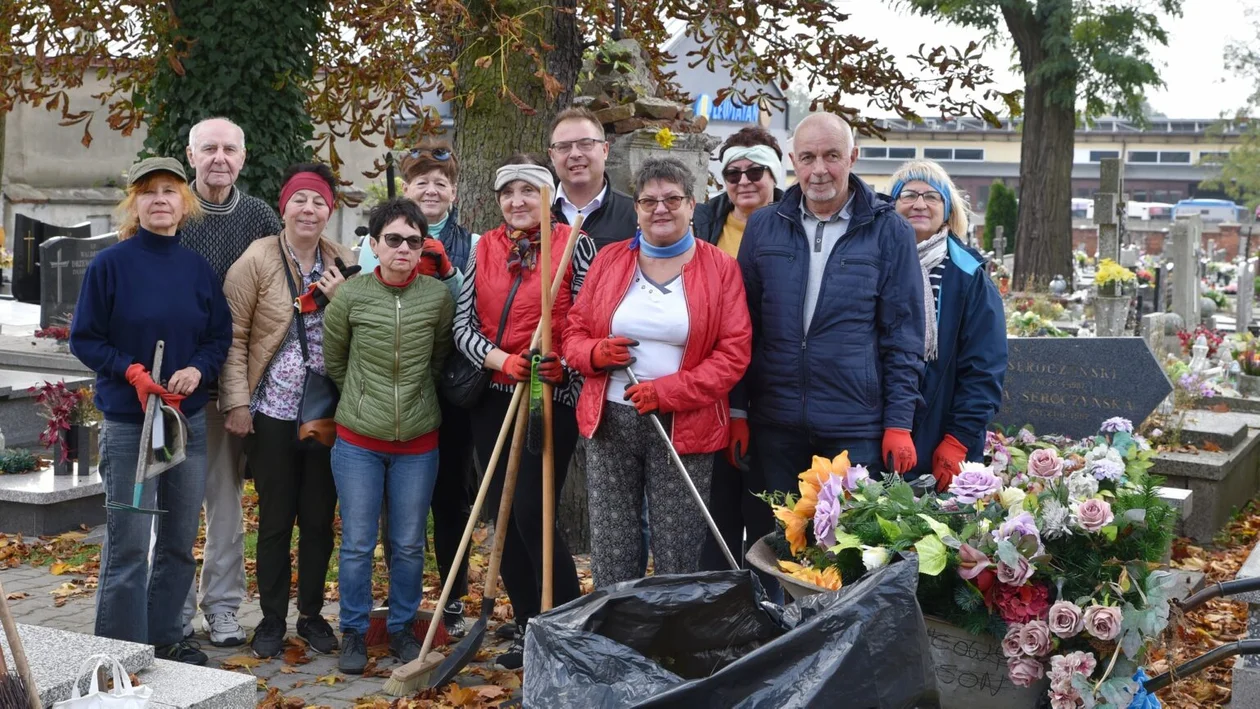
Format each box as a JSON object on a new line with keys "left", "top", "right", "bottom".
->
{"left": 252, "top": 245, "right": 326, "bottom": 421}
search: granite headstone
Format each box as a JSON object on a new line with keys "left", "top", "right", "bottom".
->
{"left": 39, "top": 233, "right": 118, "bottom": 328}
{"left": 11, "top": 214, "right": 91, "bottom": 304}
{"left": 995, "top": 337, "right": 1172, "bottom": 439}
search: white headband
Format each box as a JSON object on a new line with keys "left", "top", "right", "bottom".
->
{"left": 720, "top": 145, "right": 783, "bottom": 183}
{"left": 494, "top": 164, "right": 555, "bottom": 193}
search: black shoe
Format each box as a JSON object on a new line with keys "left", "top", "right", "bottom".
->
{"left": 251, "top": 616, "right": 286, "bottom": 659}
{"left": 156, "top": 639, "right": 208, "bottom": 666}
{"left": 494, "top": 621, "right": 519, "bottom": 641}
{"left": 339, "top": 628, "right": 368, "bottom": 675}
{"left": 296, "top": 615, "right": 340, "bottom": 655}
{"left": 444, "top": 601, "right": 467, "bottom": 639}
{"left": 389, "top": 627, "right": 422, "bottom": 663}
{"left": 496, "top": 638, "right": 524, "bottom": 670}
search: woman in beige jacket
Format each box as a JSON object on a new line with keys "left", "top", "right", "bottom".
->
{"left": 220, "top": 163, "right": 352, "bottom": 660}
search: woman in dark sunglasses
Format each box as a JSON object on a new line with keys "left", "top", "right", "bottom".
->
{"left": 690, "top": 126, "right": 785, "bottom": 575}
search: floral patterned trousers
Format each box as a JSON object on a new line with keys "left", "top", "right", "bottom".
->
{"left": 586, "top": 402, "right": 714, "bottom": 589}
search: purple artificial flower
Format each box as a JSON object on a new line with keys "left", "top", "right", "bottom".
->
{"left": 1100, "top": 417, "right": 1133, "bottom": 434}
{"left": 1089, "top": 457, "right": 1125, "bottom": 482}
{"left": 947, "top": 463, "right": 1003, "bottom": 504}
{"left": 997, "top": 556, "right": 1036, "bottom": 586}
{"left": 996, "top": 511, "right": 1042, "bottom": 548}
{"left": 813, "top": 474, "right": 845, "bottom": 547}
{"left": 843, "top": 464, "right": 871, "bottom": 492}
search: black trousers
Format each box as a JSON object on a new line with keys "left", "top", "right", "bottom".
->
{"left": 699, "top": 453, "right": 764, "bottom": 572}
{"left": 471, "top": 388, "right": 582, "bottom": 626}
{"left": 249, "top": 413, "right": 337, "bottom": 621}
{"left": 431, "top": 398, "right": 474, "bottom": 605}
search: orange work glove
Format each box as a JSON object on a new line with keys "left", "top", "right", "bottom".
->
{"left": 623, "top": 381, "right": 659, "bottom": 415}
{"left": 417, "top": 238, "right": 453, "bottom": 278}
{"left": 537, "top": 352, "right": 565, "bottom": 386}
{"left": 501, "top": 351, "right": 534, "bottom": 383}
{"left": 932, "top": 434, "right": 969, "bottom": 492}
{"left": 726, "top": 418, "right": 751, "bottom": 471}
{"left": 124, "top": 363, "right": 184, "bottom": 410}
{"left": 591, "top": 336, "right": 638, "bottom": 371}
{"left": 882, "top": 428, "right": 917, "bottom": 475}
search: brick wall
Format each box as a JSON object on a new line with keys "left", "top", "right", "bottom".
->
{"left": 1072, "top": 223, "right": 1254, "bottom": 259}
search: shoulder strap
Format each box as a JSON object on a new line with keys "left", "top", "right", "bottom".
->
{"left": 278, "top": 238, "right": 312, "bottom": 365}
{"left": 495, "top": 272, "right": 522, "bottom": 347}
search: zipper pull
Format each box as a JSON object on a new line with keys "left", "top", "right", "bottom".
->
{"left": 396, "top": 296, "right": 401, "bottom": 310}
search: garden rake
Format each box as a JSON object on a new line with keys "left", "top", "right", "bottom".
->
{"left": 105, "top": 340, "right": 188, "bottom": 515}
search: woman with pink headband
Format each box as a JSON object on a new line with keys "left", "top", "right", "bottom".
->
{"left": 220, "top": 163, "right": 353, "bottom": 659}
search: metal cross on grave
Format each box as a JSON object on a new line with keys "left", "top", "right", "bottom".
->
{"left": 23, "top": 230, "right": 35, "bottom": 271}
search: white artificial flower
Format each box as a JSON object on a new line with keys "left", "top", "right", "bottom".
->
{"left": 1066, "top": 472, "right": 1099, "bottom": 500}
{"left": 999, "top": 487, "right": 1027, "bottom": 510}
{"left": 861, "top": 545, "right": 890, "bottom": 571}
{"left": 978, "top": 518, "right": 993, "bottom": 535}
{"left": 1039, "top": 499, "right": 1072, "bottom": 539}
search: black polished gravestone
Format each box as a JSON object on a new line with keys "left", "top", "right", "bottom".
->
{"left": 994, "top": 337, "right": 1172, "bottom": 440}
{"left": 39, "top": 233, "right": 118, "bottom": 328}
{"left": 11, "top": 214, "right": 92, "bottom": 304}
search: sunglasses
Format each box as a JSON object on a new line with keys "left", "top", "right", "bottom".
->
{"left": 376, "top": 233, "right": 424, "bottom": 249}
{"left": 722, "top": 165, "right": 769, "bottom": 184}
{"left": 408, "top": 147, "right": 452, "bottom": 161}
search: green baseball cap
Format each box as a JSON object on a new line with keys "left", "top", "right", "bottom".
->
{"left": 127, "top": 156, "right": 187, "bottom": 186}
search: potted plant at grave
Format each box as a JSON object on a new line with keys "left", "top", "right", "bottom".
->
{"left": 750, "top": 418, "right": 1177, "bottom": 709}
{"left": 31, "top": 381, "right": 100, "bottom": 474}
{"left": 1236, "top": 343, "right": 1260, "bottom": 397}
{"left": 1094, "top": 259, "right": 1137, "bottom": 336}
{"left": 0, "top": 448, "right": 39, "bottom": 475}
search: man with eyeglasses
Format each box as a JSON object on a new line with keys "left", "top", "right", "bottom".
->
{"left": 548, "top": 107, "right": 638, "bottom": 250}
{"left": 179, "top": 116, "right": 282, "bottom": 648}
{"left": 736, "top": 112, "right": 926, "bottom": 600}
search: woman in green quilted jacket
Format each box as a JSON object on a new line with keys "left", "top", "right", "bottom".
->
{"left": 322, "top": 197, "right": 458, "bottom": 674}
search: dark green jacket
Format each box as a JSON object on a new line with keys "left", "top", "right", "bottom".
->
{"left": 324, "top": 271, "right": 454, "bottom": 441}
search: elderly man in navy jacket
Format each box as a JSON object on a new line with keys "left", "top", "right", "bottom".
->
{"left": 735, "top": 112, "right": 926, "bottom": 553}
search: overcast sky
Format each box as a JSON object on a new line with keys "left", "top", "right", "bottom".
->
{"left": 834, "top": 0, "right": 1257, "bottom": 119}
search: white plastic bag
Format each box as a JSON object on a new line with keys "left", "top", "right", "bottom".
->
{"left": 53, "top": 654, "right": 152, "bottom": 709}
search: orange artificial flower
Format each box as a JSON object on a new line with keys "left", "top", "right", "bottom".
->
{"left": 774, "top": 504, "right": 809, "bottom": 555}
{"left": 794, "top": 452, "right": 852, "bottom": 517}
{"left": 778, "top": 560, "right": 842, "bottom": 591}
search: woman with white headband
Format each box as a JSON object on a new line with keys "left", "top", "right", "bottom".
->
{"left": 888, "top": 159, "right": 1006, "bottom": 493}
{"left": 451, "top": 153, "right": 595, "bottom": 670}
{"left": 691, "top": 126, "right": 784, "bottom": 573}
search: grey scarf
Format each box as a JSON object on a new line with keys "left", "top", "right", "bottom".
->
{"left": 917, "top": 228, "right": 949, "bottom": 362}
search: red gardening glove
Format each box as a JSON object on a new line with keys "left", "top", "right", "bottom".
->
{"left": 932, "top": 434, "right": 968, "bottom": 492}
{"left": 501, "top": 351, "right": 533, "bottom": 383}
{"left": 417, "top": 238, "right": 453, "bottom": 278}
{"left": 882, "top": 428, "right": 917, "bottom": 475}
{"left": 537, "top": 352, "right": 565, "bottom": 386}
{"left": 726, "top": 417, "right": 750, "bottom": 471}
{"left": 623, "top": 381, "right": 659, "bottom": 415}
{"left": 295, "top": 283, "right": 321, "bottom": 314}
{"left": 592, "top": 336, "right": 638, "bottom": 371}
{"left": 124, "top": 363, "right": 185, "bottom": 410}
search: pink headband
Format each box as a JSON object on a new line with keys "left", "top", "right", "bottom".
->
{"left": 279, "top": 172, "right": 335, "bottom": 216}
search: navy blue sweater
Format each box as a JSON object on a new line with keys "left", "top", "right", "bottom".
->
{"left": 69, "top": 227, "right": 233, "bottom": 423}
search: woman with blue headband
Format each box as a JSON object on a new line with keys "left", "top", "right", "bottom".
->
{"left": 889, "top": 159, "right": 1007, "bottom": 492}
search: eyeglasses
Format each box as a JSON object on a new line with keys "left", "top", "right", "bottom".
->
{"left": 548, "top": 138, "right": 605, "bottom": 154}
{"left": 897, "top": 189, "right": 945, "bottom": 206}
{"left": 376, "top": 233, "right": 424, "bottom": 249}
{"left": 408, "top": 147, "right": 452, "bottom": 161}
{"left": 635, "top": 195, "right": 688, "bottom": 212}
{"left": 723, "top": 165, "right": 769, "bottom": 184}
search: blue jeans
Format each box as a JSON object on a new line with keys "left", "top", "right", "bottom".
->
{"left": 748, "top": 425, "right": 882, "bottom": 604}
{"left": 96, "top": 409, "right": 207, "bottom": 648}
{"left": 332, "top": 438, "right": 439, "bottom": 634}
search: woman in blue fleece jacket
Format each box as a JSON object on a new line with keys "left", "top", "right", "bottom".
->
{"left": 69, "top": 157, "right": 233, "bottom": 666}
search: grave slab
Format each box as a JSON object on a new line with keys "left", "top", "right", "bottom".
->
{"left": 11, "top": 215, "right": 91, "bottom": 305}
{"left": 0, "top": 369, "right": 92, "bottom": 450}
{"left": 0, "top": 466, "right": 105, "bottom": 535}
{"left": 1231, "top": 541, "right": 1260, "bottom": 707}
{"left": 1154, "top": 426, "right": 1260, "bottom": 541}
{"left": 139, "top": 658, "right": 256, "bottom": 709}
{"left": 1171, "top": 409, "right": 1250, "bottom": 451}
{"left": 0, "top": 623, "right": 153, "bottom": 707}
{"left": 39, "top": 232, "right": 117, "bottom": 329}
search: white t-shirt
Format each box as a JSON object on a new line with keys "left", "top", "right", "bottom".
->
{"left": 606, "top": 266, "right": 690, "bottom": 403}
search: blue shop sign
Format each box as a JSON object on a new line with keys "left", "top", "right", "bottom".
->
{"left": 693, "top": 94, "right": 760, "bottom": 123}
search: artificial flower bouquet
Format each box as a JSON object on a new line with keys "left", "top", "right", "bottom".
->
{"left": 761, "top": 417, "right": 1177, "bottom": 708}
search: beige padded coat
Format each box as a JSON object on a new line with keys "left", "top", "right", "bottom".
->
{"left": 219, "top": 234, "right": 352, "bottom": 413}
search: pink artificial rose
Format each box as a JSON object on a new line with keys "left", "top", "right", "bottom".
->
{"left": 1019, "top": 619, "right": 1053, "bottom": 657}
{"left": 1002, "top": 623, "right": 1025, "bottom": 659}
{"left": 1073, "top": 498, "right": 1115, "bottom": 533}
{"left": 1047, "top": 600, "right": 1085, "bottom": 638}
{"left": 1050, "top": 690, "right": 1083, "bottom": 709}
{"left": 997, "top": 556, "right": 1036, "bottom": 586}
{"left": 1027, "top": 448, "right": 1065, "bottom": 479}
{"left": 1083, "top": 605, "right": 1123, "bottom": 641}
{"left": 1007, "top": 657, "right": 1045, "bottom": 688}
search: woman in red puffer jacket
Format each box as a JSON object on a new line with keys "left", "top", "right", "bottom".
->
{"left": 565, "top": 156, "right": 751, "bottom": 589}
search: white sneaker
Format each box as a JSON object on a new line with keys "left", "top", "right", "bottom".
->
{"left": 202, "top": 611, "right": 247, "bottom": 647}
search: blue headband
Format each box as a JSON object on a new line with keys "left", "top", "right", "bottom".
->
{"left": 890, "top": 175, "right": 952, "bottom": 220}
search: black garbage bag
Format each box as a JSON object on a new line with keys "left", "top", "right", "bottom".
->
{"left": 524, "top": 555, "right": 937, "bottom": 709}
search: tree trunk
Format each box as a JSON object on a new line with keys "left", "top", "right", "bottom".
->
{"left": 1003, "top": 0, "right": 1075, "bottom": 289}
{"left": 452, "top": 0, "right": 581, "bottom": 233}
